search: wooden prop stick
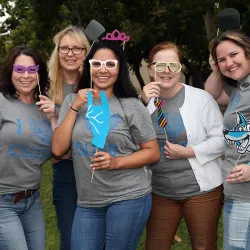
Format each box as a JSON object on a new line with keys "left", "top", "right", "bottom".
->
{"left": 164, "top": 127, "right": 168, "bottom": 140}
{"left": 86, "top": 41, "right": 95, "bottom": 58}
{"left": 36, "top": 73, "right": 42, "bottom": 96}
{"left": 234, "top": 154, "right": 241, "bottom": 168}
{"left": 90, "top": 67, "right": 93, "bottom": 89}
{"left": 91, "top": 147, "right": 98, "bottom": 184}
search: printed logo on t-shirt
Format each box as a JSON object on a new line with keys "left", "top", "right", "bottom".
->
{"left": 155, "top": 112, "right": 187, "bottom": 146}
{"left": 8, "top": 118, "right": 52, "bottom": 160}
{"left": 71, "top": 114, "right": 121, "bottom": 157}
{"left": 223, "top": 112, "right": 250, "bottom": 154}
{"left": 27, "top": 118, "right": 52, "bottom": 145}
{"left": 225, "top": 92, "right": 241, "bottom": 113}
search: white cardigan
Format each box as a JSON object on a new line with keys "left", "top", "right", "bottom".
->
{"left": 148, "top": 84, "right": 224, "bottom": 192}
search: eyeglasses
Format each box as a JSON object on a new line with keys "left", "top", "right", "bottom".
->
{"left": 89, "top": 59, "right": 118, "bottom": 70}
{"left": 58, "top": 47, "right": 86, "bottom": 55}
{"left": 151, "top": 62, "right": 182, "bottom": 73}
{"left": 13, "top": 65, "right": 39, "bottom": 74}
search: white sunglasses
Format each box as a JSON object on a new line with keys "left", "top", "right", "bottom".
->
{"left": 89, "top": 59, "right": 118, "bottom": 70}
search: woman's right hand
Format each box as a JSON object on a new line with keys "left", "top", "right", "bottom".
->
{"left": 71, "top": 88, "right": 97, "bottom": 111}
{"left": 209, "top": 54, "right": 219, "bottom": 73}
{"left": 141, "top": 82, "right": 161, "bottom": 105}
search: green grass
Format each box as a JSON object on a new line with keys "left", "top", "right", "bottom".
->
{"left": 41, "top": 161, "right": 223, "bottom": 250}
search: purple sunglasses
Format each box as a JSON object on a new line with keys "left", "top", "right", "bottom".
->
{"left": 13, "top": 65, "right": 39, "bottom": 74}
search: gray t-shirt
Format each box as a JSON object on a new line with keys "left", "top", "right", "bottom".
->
{"left": 222, "top": 77, "right": 250, "bottom": 201}
{"left": 57, "top": 93, "right": 156, "bottom": 207}
{"left": 0, "top": 93, "right": 53, "bottom": 194}
{"left": 55, "top": 83, "right": 77, "bottom": 117}
{"left": 150, "top": 86, "right": 201, "bottom": 199}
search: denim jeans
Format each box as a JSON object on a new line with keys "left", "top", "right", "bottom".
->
{"left": 224, "top": 198, "right": 250, "bottom": 250}
{"left": 52, "top": 160, "right": 77, "bottom": 250}
{"left": 71, "top": 193, "right": 152, "bottom": 250}
{"left": 0, "top": 190, "right": 45, "bottom": 250}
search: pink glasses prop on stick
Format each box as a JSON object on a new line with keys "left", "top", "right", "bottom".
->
{"left": 13, "top": 64, "right": 41, "bottom": 96}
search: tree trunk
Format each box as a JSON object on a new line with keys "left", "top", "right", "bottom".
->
{"left": 203, "top": 7, "right": 214, "bottom": 42}
{"left": 134, "top": 66, "right": 145, "bottom": 90}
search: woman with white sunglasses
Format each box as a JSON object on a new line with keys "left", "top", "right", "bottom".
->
{"left": 141, "top": 41, "right": 225, "bottom": 250}
{"left": 52, "top": 40, "right": 160, "bottom": 250}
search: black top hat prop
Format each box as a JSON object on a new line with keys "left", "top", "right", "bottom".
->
{"left": 217, "top": 8, "right": 240, "bottom": 34}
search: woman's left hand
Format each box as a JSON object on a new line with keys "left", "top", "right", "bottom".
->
{"left": 164, "top": 140, "right": 194, "bottom": 159}
{"left": 36, "top": 95, "right": 56, "bottom": 121}
{"left": 91, "top": 151, "right": 118, "bottom": 170}
{"left": 226, "top": 164, "right": 250, "bottom": 183}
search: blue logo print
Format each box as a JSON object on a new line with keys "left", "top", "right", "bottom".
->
{"left": 155, "top": 112, "right": 187, "bottom": 146}
{"left": 223, "top": 112, "right": 250, "bottom": 154}
{"left": 27, "top": 118, "right": 52, "bottom": 145}
{"left": 8, "top": 117, "right": 52, "bottom": 161}
{"left": 226, "top": 92, "right": 240, "bottom": 113}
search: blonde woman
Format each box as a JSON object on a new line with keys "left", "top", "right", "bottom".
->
{"left": 48, "top": 25, "right": 89, "bottom": 250}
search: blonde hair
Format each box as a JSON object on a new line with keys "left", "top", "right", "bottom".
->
{"left": 48, "top": 25, "right": 90, "bottom": 104}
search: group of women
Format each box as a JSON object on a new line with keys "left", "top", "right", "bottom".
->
{"left": 0, "top": 22, "right": 249, "bottom": 250}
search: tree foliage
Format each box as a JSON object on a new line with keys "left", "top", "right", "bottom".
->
{"left": 1, "top": 0, "right": 250, "bottom": 88}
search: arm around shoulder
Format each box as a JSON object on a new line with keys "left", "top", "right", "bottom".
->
{"left": 205, "top": 72, "right": 229, "bottom": 106}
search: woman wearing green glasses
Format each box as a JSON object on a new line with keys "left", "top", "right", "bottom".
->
{"left": 141, "top": 41, "right": 225, "bottom": 250}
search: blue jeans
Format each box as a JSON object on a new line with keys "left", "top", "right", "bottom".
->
{"left": 0, "top": 190, "right": 45, "bottom": 250}
{"left": 52, "top": 160, "right": 77, "bottom": 250}
{"left": 71, "top": 193, "right": 152, "bottom": 250}
{"left": 224, "top": 198, "right": 250, "bottom": 250}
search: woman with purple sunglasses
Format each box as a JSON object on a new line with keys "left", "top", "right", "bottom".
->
{"left": 0, "top": 45, "right": 56, "bottom": 250}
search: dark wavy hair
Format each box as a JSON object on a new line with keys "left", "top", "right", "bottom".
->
{"left": 76, "top": 40, "right": 138, "bottom": 98}
{"left": 0, "top": 45, "right": 50, "bottom": 101}
{"left": 209, "top": 31, "right": 250, "bottom": 87}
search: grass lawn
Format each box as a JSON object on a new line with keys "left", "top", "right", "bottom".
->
{"left": 41, "top": 161, "right": 223, "bottom": 250}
